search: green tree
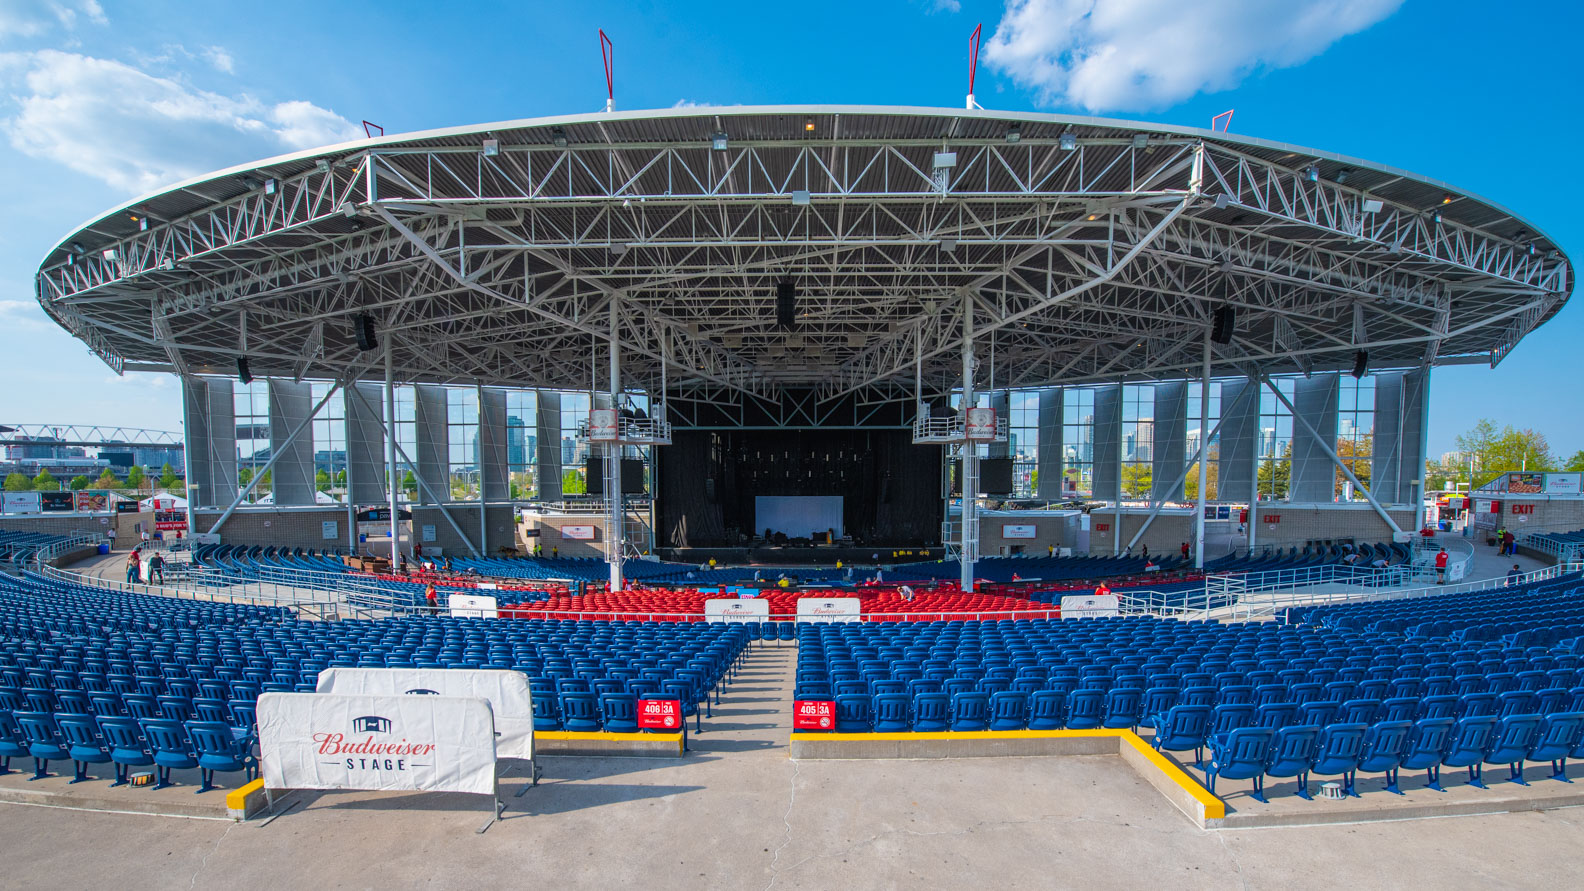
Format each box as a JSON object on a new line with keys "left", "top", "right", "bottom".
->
{"left": 334, "top": 469, "right": 347, "bottom": 488}
{"left": 1257, "top": 443, "right": 1293, "bottom": 499}
{"left": 257, "top": 469, "right": 271, "bottom": 491}
{"left": 159, "top": 463, "right": 180, "bottom": 489}
{"left": 1334, "top": 435, "right": 1373, "bottom": 498}
{"left": 237, "top": 467, "right": 255, "bottom": 487}
{"left": 1119, "top": 463, "right": 1153, "bottom": 498}
{"left": 32, "top": 469, "right": 58, "bottom": 491}
{"left": 315, "top": 469, "right": 332, "bottom": 492}
{"left": 3, "top": 472, "right": 32, "bottom": 492}
{"left": 68, "top": 475, "right": 91, "bottom": 491}
{"left": 95, "top": 467, "right": 119, "bottom": 489}
{"left": 402, "top": 470, "right": 418, "bottom": 494}
{"left": 124, "top": 464, "right": 146, "bottom": 493}
{"left": 561, "top": 468, "right": 587, "bottom": 495}
{"left": 1184, "top": 444, "right": 1221, "bottom": 502}
{"left": 1566, "top": 450, "right": 1584, "bottom": 473}
{"left": 1454, "top": 419, "right": 1557, "bottom": 486}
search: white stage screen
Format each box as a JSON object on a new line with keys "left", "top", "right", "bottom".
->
{"left": 756, "top": 496, "right": 844, "bottom": 538}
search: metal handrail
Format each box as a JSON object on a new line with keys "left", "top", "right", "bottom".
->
{"left": 34, "top": 562, "right": 386, "bottom": 621}
{"left": 27, "top": 533, "right": 101, "bottom": 571}
{"left": 1280, "top": 562, "right": 1584, "bottom": 623}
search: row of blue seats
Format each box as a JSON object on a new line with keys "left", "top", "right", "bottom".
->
{"left": 1199, "top": 713, "right": 1584, "bottom": 800}
{"left": 0, "top": 711, "right": 254, "bottom": 792}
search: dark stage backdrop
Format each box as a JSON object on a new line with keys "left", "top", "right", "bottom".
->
{"left": 657, "top": 429, "right": 942, "bottom": 548}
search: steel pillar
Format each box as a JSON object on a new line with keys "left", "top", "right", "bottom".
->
{"left": 609, "top": 296, "right": 625, "bottom": 593}
{"left": 960, "top": 291, "right": 977, "bottom": 593}
{"left": 385, "top": 341, "right": 399, "bottom": 564}
{"left": 1194, "top": 334, "right": 1210, "bottom": 569}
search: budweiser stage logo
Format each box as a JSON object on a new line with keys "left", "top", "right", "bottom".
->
{"left": 314, "top": 715, "right": 436, "bottom": 772}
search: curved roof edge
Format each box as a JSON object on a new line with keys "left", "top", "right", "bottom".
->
{"left": 41, "top": 104, "right": 1572, "bottom": 272}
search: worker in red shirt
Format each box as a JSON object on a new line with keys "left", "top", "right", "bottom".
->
{"left": 1434, "top": 548, "right": 1449, "bottom": 585}
{"left": 1094, "top": 582, "right": 1112, "bottom": 598}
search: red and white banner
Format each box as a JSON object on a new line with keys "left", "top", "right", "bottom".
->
{"left": 965, "top": 406, "right": 997, "bottom": 441}
{"left": 793, "top": 700, "right": 835, "bottom": 731}
{"left": 560, "top": 524, "right": 596, "bottom": 541}
{"left": 795, "top": 597, "right": 861, "bottom": 623}
{"left": 258, "top": 692, "right": 497, "bottom": 796}
{"left": 1060, "top": 593, "right": 1120, "bottom": 619}
{"left": 588, "top": 408, "right": 619, "bottom": 442}
{"left": 637, "top": 698, "right": 682, "bottom": 731}
{"left": 705, "top": 598, "right": 771, "bottom": 623}
{"left": 448, "top": 593, "right": 499, "bottom": 620}
{"left": 315, "top": 668, "right": 534, "bottom": 760}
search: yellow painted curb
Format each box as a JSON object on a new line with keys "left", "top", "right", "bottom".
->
{"left": 1117, "top": 732, "right": 1225, "bottom": 819}
{"left": 537, "top": 729, "right": 685, "bottom": 755}
{"left": 226, "top": 778, "right": 264, "bottom": 812}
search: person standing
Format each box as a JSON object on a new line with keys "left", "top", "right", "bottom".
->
{"left": 126, "top": 549, "right": 141, "bottom": 584}
{"left": 425, "top": 582, "right": 439, "bottom": 611}
{"left": 1502, "top": 528, "right": 1516, "bottom": 556}
{"left": 1434, "top": 548, "right": 1449, "bottom": 584}
{"left": 1506, "top": 564, "right": 1523, "bottom": 585}
{"left": 1180, "top": 541, "right": 1190, "bottom": 560}
{"left": 146, "top": 551, "right": 165, "bottom": 584}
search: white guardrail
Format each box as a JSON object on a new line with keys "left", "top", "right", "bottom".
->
{"left": 33, "top": 561, "right": 401, "bottom": 621}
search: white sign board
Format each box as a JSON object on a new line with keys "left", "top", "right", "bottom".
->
{"left": 2, "top": 492, "right": 40, "bottom": 514}
{"left": 322, "top": 520, "right": 339, "bottom": 540}
{"left": 1001, "top": 524, "right": 1037, "bottom": 539}
{"left": 965, "top": 406, "right": 997, "bottom": 441}
{"left": 258, "top": 692, "right": 497, "bottom": 796}
{"left": 315, "top": 668, "right": 534, "bottom": 761}
{"left": 561, "top": 525, "right": 596, "bottom": 541}
{"left": 449, "top": 593, "right": 499, "bottom": 620}
{"left": 1546, "top": 473, "right": 1583, "bottom": 496}
{"left": 705, "top": 598, "right": 772, "bottom": 623}
{"left": 422, "top": 524, "right": 437, "bottom": 542}
{"left": 795, "top": 597, "right": 862, "bottom": 623}
{"left": 189, "top": 532, "right": 221, "bottom": 546}
{"left": 588, "top": 408, "right": 619, "bottom": 442}
{"left": 1060, "top": 593, "right": 1120, "bottom": 619}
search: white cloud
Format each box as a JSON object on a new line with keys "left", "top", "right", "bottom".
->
{"left": 672, "top": 98, "right": 705, "bottom": 108}
{"left": 0, "top": 298, "right": 51, "bottom": 330}
{"left": 932, "top": 0, "right": 962, "bottom": 12}
{"left": 0, "top": 50, "right": 362, "bottom": 193}
{"left": 200, "top": 45, "right": 233, "bottom": 74}
{"left": 984, "top": 0, "right": 1403, "bottom": 111}
{"left": 0, "top": 0, "right": 105, "bottom": 40}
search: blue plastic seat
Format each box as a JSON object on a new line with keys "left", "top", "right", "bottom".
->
{"left": 558, "top": 692, "right": 601, "bottom": 732}
{"left": 988, "top": 691, "right": 1029, "bottom": 731}
{"left": 1065, "top": 688, "right": 1105, "bottom": 730}
{"left": 13, "top": 711, "right": 70, "bottom": 780}
{"left": 1529, "top": 711, "right": 1584, "bottom": 782}
{"left": 1309, "top": 723, "right": 1368, "bottom": 798}
{"left": 1356, "top": 720, "right": 1413, "bottom": 795}
{"left": 1151, "top": 704, "right": 1211, "bottom": 756}
{"left": 1441, "top": 715, "right": 1499, "bottom": 789}
{"left": 912, "top": 693, "right": 950, "bottom": 732}
{"left": 599, "top": 693, "right": 639, "bottom": 733}
{"left": 1207, "top": 727, "right": 1274, "bottom": 802}
{"left": 872, "top": 693, "right": 910, "bottom": 732}
{"left": 835, "top": 694, "right": 872, "bottom": 733}
{"left": 1381, "top": 696, "right": 1419, "bottom": 723}
{"left": 1102, "top": 688, "right": 1143, "bottom": 730}
{"left": 1265, "top": 724, "right": 1322, "bottom": 800}
{"left": 53, "top": 713, "right": 114, "bottom": 784}
{"left": 0, "top": 711, "right": 29, "bottom": 775}
{"left": 139, "top": 719, "right": 198, "bottom": 790}
{"left": 95, "top": 716, "right": 154, "bottom": 786}
{"left": 1254, "top": 702, "right": 1297, "bottom": 730}
{"left": 1484, "top": 714, "right": 1545, "bottom": 786}
{"left": 185, "top": 721, "right": 257, "bottom": 793}
{"left": 950, "top": 692, "right": 990, "bottom": 732}
{"left": 1027, "top": 690, "right": 1066, "bottom": 730}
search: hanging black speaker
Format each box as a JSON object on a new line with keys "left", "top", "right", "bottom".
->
{"left": 1351, "top": 350, "right": 1369, "bottom": 379}
{"left": 776, "top": 280, "right": 798, "bottom": 331}
{"left": 236, "top": 356, "right": 252, "bottom": 384}
{"left": 355, "top": 313, "right": 377, "bottom": 351}
{"left": 1211, "top": 306, "right": 1235, "bottom": 344}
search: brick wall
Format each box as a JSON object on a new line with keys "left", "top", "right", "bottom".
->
{"left": 978, "top": 513, "right": 1081, "bottom": 556}
{"left": 1248, "top": 503, "right": 1417, "bottom": 547}
{"left": 411, "top": 505, "right": 520, "bottom": 556}
{"left": 0, "top": 511, "right": 153, "bottom": 551}
{"left": 1087, "top": 511, "right": 1193, "bottom": 558}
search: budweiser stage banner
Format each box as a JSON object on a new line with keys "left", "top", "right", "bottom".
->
{"left": 795, "top": 597, "right": 862, "bottom": 623}
{"left": 704, "top": 598, "right": 771, "bottom": 623}
{"left": 259, "top": 692, "right": 497, "bottom": 796}
{"left": 315, "top": 668, "right": 534, "bottom": 761}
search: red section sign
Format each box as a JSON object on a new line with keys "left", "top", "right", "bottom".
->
{"left": 637, "top": 698, "right": 682, "bottom": 730}
{"left": 793, "top": 700, "right": 835, "bottom": 731}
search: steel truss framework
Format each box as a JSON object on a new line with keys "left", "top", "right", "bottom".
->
{"left": 34, "top": 107, "right": 1572, "bottom": 407}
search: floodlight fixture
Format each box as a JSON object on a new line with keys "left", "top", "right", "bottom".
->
{"left": 482, "top": 138, "right": 500, "bottom": 157}
{"left": 1059, "top": 132, "right": 1076, "bottom": 151}
{"left": 263, "top": 178, "right": 277, "bottom": 195}
{"left": 1132, "top": 133, "right": 1148, "bottom": 149}
{"left": 1361, "top": 198, "right": 1384, "bottom": 213}
{"left": 1304, "top": 165, "right": 1320, "bottom": 182}
{"left": 552, "top": 127, "right": 568, "bottom": 148}
{"left": 711, "top": 131, "right": 728, "bottom": 151}
{"left": 791, "top": 190, "right": 811, "bottom": 206}
{"left": 1004, "top": 123, "right": 1021, "bottom": 143}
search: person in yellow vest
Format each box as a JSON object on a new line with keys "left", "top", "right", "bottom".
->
{"left": 778, "top": 577, "right": 791, "bottom": 589}
{"left": 835, "top": 559, "right": 843, "bottom": 570}
{"left": 708, "top": 558, "right": 717, "bottom": 568}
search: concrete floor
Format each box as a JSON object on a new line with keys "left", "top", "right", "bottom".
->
{"left": 1, "top": 642, "right": 1580, "bottom": 890}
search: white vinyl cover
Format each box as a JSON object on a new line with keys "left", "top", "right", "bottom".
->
{"left": 315, "top": 668, "right": 534, "bottom": 759}
{"left": 258, "top": 692, "right": 496, "bottom": 796}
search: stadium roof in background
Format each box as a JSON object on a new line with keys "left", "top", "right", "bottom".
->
{"left": 33, "top": 105, "right": 1574, "bottom": 399}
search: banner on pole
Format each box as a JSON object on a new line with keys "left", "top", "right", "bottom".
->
{"left": 315, "top": 668, "right": 533, "bottom": 761}
{"left": 258, "top": 692, "right": 497, "bottom": 796}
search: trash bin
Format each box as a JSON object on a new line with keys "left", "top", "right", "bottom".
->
{"left": 97, "top": 543, "right": 110, "bottom": 555}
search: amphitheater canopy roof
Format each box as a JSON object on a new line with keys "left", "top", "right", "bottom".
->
{"left": 35, "top": 105, "right": 1573, "bottom": 400}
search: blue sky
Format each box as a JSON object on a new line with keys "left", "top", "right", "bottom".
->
{"left": 1, "top": 0, "right": 1578, "bottom": 459}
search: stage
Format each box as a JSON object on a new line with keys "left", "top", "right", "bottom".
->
{"left": 657, "top": 545, "right": 945, "bottom": 567}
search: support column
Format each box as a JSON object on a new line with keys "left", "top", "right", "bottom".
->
{"left": 1194, "top": 335, "right": 1210, "bottom": 569}
{"left": 960, "top": 292, "right": 977, "bottom": 593}
{"left": 1409, "top": 369, "right": 1431, "bottom": 532}
{"left": 1036, "top": 388, "right": 1063, "bottom": 501}
{"left": 608, "top": 296, "right": 624, "bottom": 592}
{"left": 1290, "top": 374, "right": 1340, "bottom": 502}
{"left": 385, "top": 341, "right": 399, "bottom": 564}
{"left": 180, "top": 376, "right": 199, "bottom": 538}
